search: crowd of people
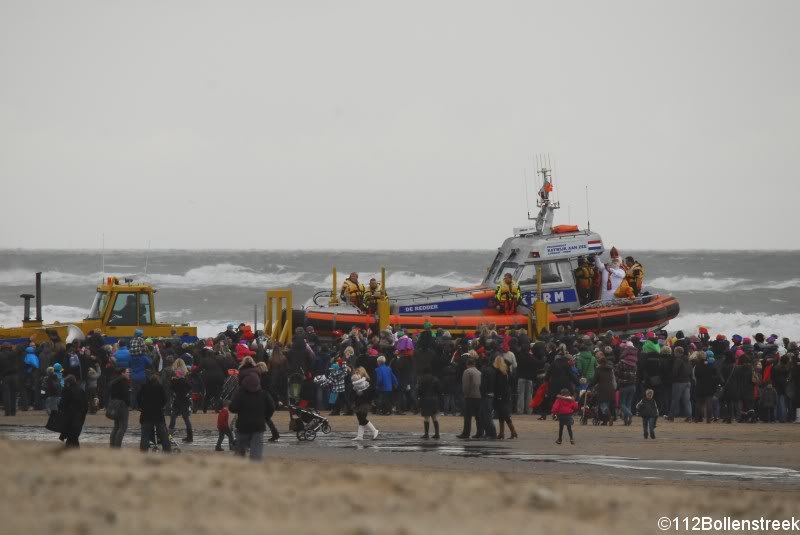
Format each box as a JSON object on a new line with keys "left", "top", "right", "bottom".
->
{"left": 1, "top": 320, "right": 798, "bottom": 457}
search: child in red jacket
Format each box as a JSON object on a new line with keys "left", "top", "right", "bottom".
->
{"left": 215, "top": 400, "right": 234, "bottom": 451}
{"left": 551, "top": 388, "right": 579, "bottom": 445}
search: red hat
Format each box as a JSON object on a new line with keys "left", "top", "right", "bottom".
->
{"left": 715, "top": 334, "right": 726, "bottom": 341}
{"left": 743, "top": 337, "right": 752, "bottom": 344}
{"left": 646, "top": 331, "right": 656, "bottom": 339}
{"left": 698, "top": 326, "right": 709, "bottom": 335}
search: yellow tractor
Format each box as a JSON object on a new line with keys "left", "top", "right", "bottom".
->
{"left": 0, "top": 273, "right": 197, "bottom": 345}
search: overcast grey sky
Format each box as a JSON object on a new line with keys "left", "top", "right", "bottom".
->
{"left": 1, "top": 1, "right": 797, "bottom": 250}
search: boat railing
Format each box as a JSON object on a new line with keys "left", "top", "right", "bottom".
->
{"left": 312, "top": 286, "right": 488, "bottom": 307}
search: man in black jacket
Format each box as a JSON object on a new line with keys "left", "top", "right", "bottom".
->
{"left": 137, "top": 374, "right": 171, "bottom": 452}
{"left": 230, "top": 369, "right": 271, "bottom": 461}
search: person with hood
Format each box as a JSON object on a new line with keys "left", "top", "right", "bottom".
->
{"left": 113, "top": 340, "right": 132, "bottom": 370}
{"left": 668, "top": 347, "right": 693, "bottom": 421}
{"left": 138, "top": 372, "right": 171, "bottom": 452}
{"left": 495, "top": 273, "right": 522, "bottom": 314}
{"left": 350, "top": 366, "right": 379, "bottom": 440}
{"left": 230, "top": 357, "right": 271, "bottom": 460}
{"left": 616, "top": 343, "right": 639, "bottom": 425}
{"left": 594, "top": 248, "right": 626, "bottom": 301}
{"left": 57, "top": 375, "right": 88, "bottom": 448}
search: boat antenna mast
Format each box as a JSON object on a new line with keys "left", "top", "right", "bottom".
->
{"left": 532, "top": 153, "right": 559, "bottom": 235}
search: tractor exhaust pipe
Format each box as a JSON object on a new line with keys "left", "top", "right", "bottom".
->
{"left": 35, "top": 272, "right": 42, "bottom": 322}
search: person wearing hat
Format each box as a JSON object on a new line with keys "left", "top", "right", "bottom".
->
{"left": 496, "top": 273, "right": 522, "bottom": 315}
{"left": 692, "top": 351, "right": 720, "bottom": 423}
{"left": 340, "top": 272, "right": 366, "bottom": 310}
{"left": 594, "top": 249, "right": 626, "bottom": 302}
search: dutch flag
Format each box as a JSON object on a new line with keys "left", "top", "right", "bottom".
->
{"left": 588, "top": 239, "right": 603, "bottom": 252}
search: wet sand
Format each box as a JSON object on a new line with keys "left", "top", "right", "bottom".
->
{"left": 1, "top": 411, "right": 799, "bottom": 534}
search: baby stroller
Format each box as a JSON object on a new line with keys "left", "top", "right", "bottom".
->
{"left": 149, "top": 430, "right": 181, "bottom": 453}
{"left": 579, "top": 388, "right": 600, "bottom": 426}
{"left": 288, "top": 403, "right": 331, "bottom": 441}
{"left": 220, "top": 369, "right": 240, "bottom": 403}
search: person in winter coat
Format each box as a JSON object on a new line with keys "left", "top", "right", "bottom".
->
{"left": 493, "top": 356, "right": 517, "bottom": 440}
{"left": 692, "top": 352, "right": 720, "bottom": 423}
{"left": 215, "top": 400, "right": 234, "bottom": 451}
{"left": 668, "top": 347, "right": 693, "bottom": 421}
{"left": 229, "top": 363, "right": 272, "bottom": 461}
{"left": 771, "top": 355, "right": 791, "bottom": 422}
{"left": 256, "top": 361, "right": 280, "bottom": 442}
{"left": 615, "top": 344, "right": 639, "bottom": 425}
{"left": 416, "top": 366, "right": 441, "bottom": 439}
{"left": 42, "top": 367, "right": 62, "bottom": 414}
{"left": 374, "top": 356, "right": 398, "bottom": 415}
{"left": 113, "top": 341, "right": 131, "bottom": 370}
{"left": 457, "top": 357, "right": 482, "bottom": 439}
{"left": 551, "top": 388, "right": 578, "bottom": 445}
{"left": 108, "top": 368, "right": 130, "bottom": 448}
{"left": 128, "top": 347, "right": 152, "bottom": 410}
{"left": 138, "top": 373, "right": 171, "bottom": 452}
{"left": 476, "top": 356, "right": 498, "bottom": 439}
{"left": 58, "top": 375, "right": 88, "bottom": 448}
{"left": 168, "top": 359, "right": 193, "bottom": 443}
{"left": 576, "top": 345, "right": 597, "bottom": 382}
{"left": 350, "top": 367, "right": 379, "bottom": 441}
{"left": 591, "top": 356, "right": 616, "bottom": 425}
{"left": 636, "top": 388, "right": 659, "bottom": 439}
{"left": 200, "top": 348, "right": 225, "bottom": 413}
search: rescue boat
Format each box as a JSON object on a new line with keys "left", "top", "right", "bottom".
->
{"left": 292, "top": 165, "right": 680, "bottom": 336}
{"left": 0, "top": 274, "right": 198, "bottom": 345}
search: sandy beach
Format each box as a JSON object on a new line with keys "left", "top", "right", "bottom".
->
{"left": 2, "top": 412, "right": 799, "bottom": 534}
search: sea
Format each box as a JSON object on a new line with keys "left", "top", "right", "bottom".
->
{"left": 1, "top": 249, "right": 799, "bottom": 339}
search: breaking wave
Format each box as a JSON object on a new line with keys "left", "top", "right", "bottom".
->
{"left": 650, "top": 276, "right": 800, "bottom": 292}
{"left": 649, "top": 276, "right": 747, "bottom": 292}
{"left": 669, "top": 311, "right": 800, "bottom": 339}
{"left": 0, "top": 301, "right": 89, "bottom": 328}
{"left": 0, "top": 265, "right": 479, "bottom": 292}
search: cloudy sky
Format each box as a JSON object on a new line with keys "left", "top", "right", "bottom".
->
{"left": 1, "top": 1, "right": 797, "bottom": 250}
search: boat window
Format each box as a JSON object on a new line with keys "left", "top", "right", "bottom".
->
{"left": 486, "top": 251, "right": 503, "bottom": 282}
{"left": 518, "top": 262, "right": 562, "bottom": 286}
{"left": 107, "top": 293, "right": 138, "bottom": 326}
{"left": 86, "top": 292, "right": 109, "bottom": 320}
{"left": 493, "top": 262, "right": 520, "bottom": 284}
{"left": 138, "top": 293, "right": 153, "bottom": 325}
